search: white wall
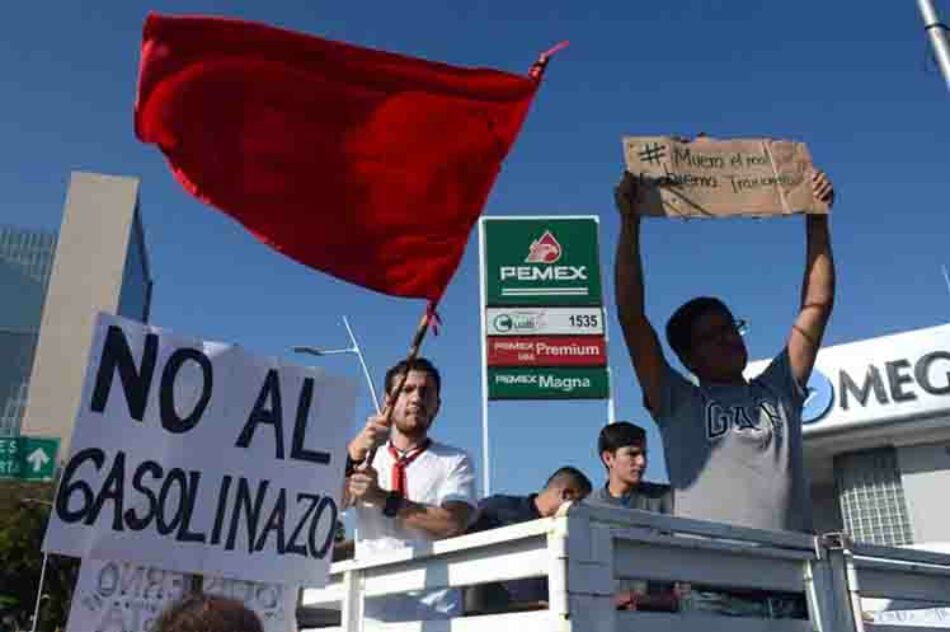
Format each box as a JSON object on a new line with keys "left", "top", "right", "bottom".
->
{"left": 897, "top": 442, "right": 950, "bottom": 544}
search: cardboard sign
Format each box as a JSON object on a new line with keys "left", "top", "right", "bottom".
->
{"left": 44, "top": 313, "right": 356, "bottom": 586}
{"left": 66, "top": 559, "right": 297, "bottom": 632}
{"left": 622, "top": 136, "right": 828, "bottom": 218}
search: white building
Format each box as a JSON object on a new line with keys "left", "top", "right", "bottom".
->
{"left": 755, "top": 323, "right": 950, "bottom": 549}
{"left": 20, "top": 172, "right": 151, "bottom": 455}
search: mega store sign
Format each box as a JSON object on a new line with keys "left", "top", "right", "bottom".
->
{"left": 748, "top": 323, "right": 950, "bottom": 435}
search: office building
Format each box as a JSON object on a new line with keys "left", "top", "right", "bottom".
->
{"left": 19, "top": 172, "right": 152, "bottom": 452}
{"left": 0, "top": 228, "right": 57, "bottom": 435}
{"left": 751, "top": 323, "right": 950, "bottom": 549}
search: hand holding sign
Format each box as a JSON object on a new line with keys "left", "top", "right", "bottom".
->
{"left": 621, "top": 135, "right": 831, "bottom": 218}
{"left": 811, "top": 170, "right": 835, "bottom": 207}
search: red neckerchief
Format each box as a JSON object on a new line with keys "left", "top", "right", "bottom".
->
{"left": 387, "top": 439, "right": 431, "bottom": 496}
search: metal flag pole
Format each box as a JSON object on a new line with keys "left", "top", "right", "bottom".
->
{"left": 918, "top": 0, "right": 950, "bottom": 90}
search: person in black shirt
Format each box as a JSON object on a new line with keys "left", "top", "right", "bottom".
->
{"left": 464, "top": 467, "right": 592, "bottom": 614}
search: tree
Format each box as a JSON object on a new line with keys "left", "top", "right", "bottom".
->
{"left": 0, "top": 482, "right": 77, "bottom": 632}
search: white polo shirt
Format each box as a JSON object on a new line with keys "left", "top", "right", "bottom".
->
{"left": 354, "top": 440, "right": 476, "bottom": 622}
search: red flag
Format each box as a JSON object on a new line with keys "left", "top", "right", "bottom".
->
{"left": 135, "top": 13, "right": 549, "bottom": 303}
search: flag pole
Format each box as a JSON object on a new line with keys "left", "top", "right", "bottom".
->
{"left": 362, "top": 307, "right": 434, "bottom": 465}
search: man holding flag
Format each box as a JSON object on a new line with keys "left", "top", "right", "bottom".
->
{"left": 345, "top": 357, "right": 476, "bottom": 622}
{"left": 134, "top": 13, "right": 555, "bottom": 621}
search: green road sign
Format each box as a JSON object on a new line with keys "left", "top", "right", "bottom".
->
{"left": 0, "top": 436, "right": 59, "bottom": 481}
{"left": 482, "top": 217, "right": 603, "bottom": 306}
{"left": 487, "top": 366, "right": 610, "bottom": 400}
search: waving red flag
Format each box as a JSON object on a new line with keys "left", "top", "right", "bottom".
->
{"left": 136, "top": 13, "right": 553, "bottom": 303}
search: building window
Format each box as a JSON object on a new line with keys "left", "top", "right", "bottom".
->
{"left": 834, "top": 447, "right": 914, "bottom": 547}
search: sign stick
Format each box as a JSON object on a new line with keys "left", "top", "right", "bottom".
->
{"left": 28, "top": 552, "right": 48, "bottom": 632}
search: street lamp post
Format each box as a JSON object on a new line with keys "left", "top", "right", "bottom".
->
{"left": 294, "top": 316, "right": 381, "bottom": 414}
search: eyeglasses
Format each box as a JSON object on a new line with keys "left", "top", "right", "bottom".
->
{"left": 692, "top": 319, "right": 748, "bottom": 347}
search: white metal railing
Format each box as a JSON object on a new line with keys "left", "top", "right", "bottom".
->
{"left": 842, "top": 538, "right": 950, "bottom": 632}
{"left": 301, "top": 503, "right": 950, "bottom": 632}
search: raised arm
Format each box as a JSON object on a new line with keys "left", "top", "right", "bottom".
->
{"left": 614, "top": 173, "right": 667, "bottom": 415}
{"left": 787, "top": 171, "right": 835, "bottom": 385}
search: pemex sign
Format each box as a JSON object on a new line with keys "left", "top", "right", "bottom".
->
{"left": 480, "top": 217, "right": 608, "bottom": 400}
{"left": 484, "top": 219, "right": 602, "bottom": 307}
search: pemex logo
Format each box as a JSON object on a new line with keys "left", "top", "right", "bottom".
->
{"left": 525, "top": 230, "right": 562, "bottom": 264}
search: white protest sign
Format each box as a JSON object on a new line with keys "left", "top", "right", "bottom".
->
{"left": 66, "top": 559, "right": 297, "bottom": 632}
{"left": 44, "top": 313, "right": 356, "bottom": 586}
{"left": 870, "top": 608, "right": 950, "bottom": 628}
{"left": 622, "top": 135, "right": 829, "bottom": 218}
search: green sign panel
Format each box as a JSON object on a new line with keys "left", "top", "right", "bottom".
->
{"left": 482, "top": 217, "right": 602, "bottom": 306}
{"left": 488, "top": 367, "right": 610, "bottom": 400}
{"left": 0, "top": 436, "right": 59, "bottom": 481}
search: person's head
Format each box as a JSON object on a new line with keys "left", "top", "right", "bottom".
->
{"left": 666, "top": 296, "right": 748, "bottom": 382}
{"left": 535, "top": 466, "right": 593, "bottom": 517}
{"left": 383, "top": 357, "right": 442, "bottom": 439}
{"left": 154, "top": 595, "right": 263, "bottom": 632}
{"left": 598, "top": 422, "right": 647, "bottom": 489}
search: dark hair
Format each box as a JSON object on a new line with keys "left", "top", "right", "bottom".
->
{"left": 154, "top": 595, "right": 263, "bottom": 632}
{"left": 665, "top": 296, "right": 733, "bottom": 362}
{"left": 544, "top": 466, "right": 593, "bottom": 495}
{"left": 384, "top": 357, "right": 441, "bottom": 397}
{"left": 597, "top": 421, "right": 647, "bottom": 457}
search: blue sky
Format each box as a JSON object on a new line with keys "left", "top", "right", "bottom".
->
{"left": 2, "top": 1, "right": 949, "bottom": 495}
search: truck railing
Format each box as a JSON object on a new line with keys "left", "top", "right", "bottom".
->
{"left": 301, "top": 502, "right": 950, "bottom": 632}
